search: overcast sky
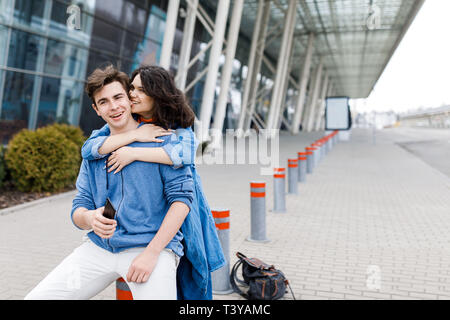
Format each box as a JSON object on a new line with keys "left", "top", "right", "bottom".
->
{"left": 353, "top": 0, "right": 450, "bottom": 114}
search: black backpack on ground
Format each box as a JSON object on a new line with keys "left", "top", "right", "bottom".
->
{"left": 229, "top": 252, "right": 296, "bottom": 300}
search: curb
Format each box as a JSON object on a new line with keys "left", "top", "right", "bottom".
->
{"left": 0, "top": 189, "right": 77, "bottom": 217}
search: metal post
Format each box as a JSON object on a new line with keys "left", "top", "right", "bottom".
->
{"left": 160, "top": 0, "right": 180, "bottom": 69}
{"left": 291, "top": 33, "right": 315, "bottom": 134}
{"left": 297, "top": 152, "right": 307, "bottom": 182}
{"left": 266, "top": 0, "right": 297, "bottom": 130}
{"left": 198, "top": 0, "right": 231, "bottom": 142}
{"left": 305, "top": 149, "right": 314, "bottom": 174}
{"left": 211, "top": 208, "right": 234, "bottom": 294}
{"left": 176, "top": 0, "right": 198, "bottom": 90}
{"left": 210, "top": 0, "right": 244, "bottom": 148}
{"left": 272, "top": 168, "right": 286, "bottom": 213}
{"left": 287, "top": 159, "right": 298, "bottom": 195}
{"left": 247, "top": 182, "right": 270, "bottom": 242}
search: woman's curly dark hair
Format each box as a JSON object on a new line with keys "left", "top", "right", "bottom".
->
{"left": 130, "top": 65, "right": 195, "bottom": 129}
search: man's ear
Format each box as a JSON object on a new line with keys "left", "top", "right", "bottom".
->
{"left": 91, "top": 103, "right": 100, "bottom": 116}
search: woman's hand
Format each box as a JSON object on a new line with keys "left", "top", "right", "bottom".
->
{"left": 133, "top": 124, "right": 173, "bottom": 143}
{"left": 107, "top": 146, "right": 136, "bottom": 174}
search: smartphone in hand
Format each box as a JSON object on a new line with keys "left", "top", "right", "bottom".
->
{"left": 103, "top": 198, "right": 116, "bottom": 220}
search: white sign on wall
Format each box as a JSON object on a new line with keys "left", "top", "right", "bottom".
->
{"left": 325, "top": 96, "right": 351, "bottom": 130}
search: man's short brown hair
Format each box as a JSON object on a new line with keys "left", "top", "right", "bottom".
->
{"left": 85, "top": 65, "right": 130, "bottom": 105}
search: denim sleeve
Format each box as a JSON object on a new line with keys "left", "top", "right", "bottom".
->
{"left": 159, "top": 163, "right": 194, "bottom": 213}
{"left": 70, "top": 160, "right": 96, "bottom": 230}
{"left": 81, "top": 124, "right": 111, "bottom": 160}
{"left": 161, "top": 127, "right": 199, "bottom": 169}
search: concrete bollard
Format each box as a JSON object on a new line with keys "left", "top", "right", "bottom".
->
{"left": 320, "top": 139, "right": 326, "bottom": 156}
{"left": 326, "top": 136, "right": 332, "bottom": 153}
{"left": 211, "top": 208, "right": 234, "bottom": 294}
{"left": 312, "top": 142, "right": 322, "bottom": 163}
{"left": 247, "top": 182, "right": 270, "bottom": 242}
{"left": 116, "top": 277, "right": 133, "bottom": 300}
{"left": 305, "top": 151, "right": 314, "bottom": 174}
{"left": 305, "top": 147, "right": 316, "bottom": 173}
{"left": 287, "top": 159, "right": 298, "bottom": 195}
{"left": 272, "top": 168, "right": 286, "bottom": 213}
{"left": 297, "top": 152, "right": 307, "bottom": 182}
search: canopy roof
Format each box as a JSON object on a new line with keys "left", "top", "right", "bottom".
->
{"left": 203, "top": 0, "right": 425, "bottom": 98}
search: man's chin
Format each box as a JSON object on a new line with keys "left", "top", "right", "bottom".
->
{"left": 103, "top": 114, "right": 130, "bottom": 129}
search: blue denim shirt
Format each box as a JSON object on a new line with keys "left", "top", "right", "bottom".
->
{"left": 72, "top": 135, "right": 194, "bottom": 256}
{"left": 81, "top": 124, "right": 226, "bottom": 299}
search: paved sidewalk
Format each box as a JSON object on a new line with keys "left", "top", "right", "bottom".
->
{"left": 1, "top": 128, "right": 449, "bottom": 300}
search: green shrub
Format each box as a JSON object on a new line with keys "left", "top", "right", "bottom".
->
{"left": 0, "top": 145, "right": 5, "bottom": 188}
{"left": 5, "top": 126, "right": 80, "bottom": 193}
{"left": 47, "top": 123, "right": 86, "bottom": 152}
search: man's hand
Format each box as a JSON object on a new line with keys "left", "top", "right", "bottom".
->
{"left": 133, "top": 124, "right": 173, "bottom": 143}
{"left": 126, "top": 249, "right": 160, "bottom": 283}
{"left": 107, "top": 146, "right": 136, "bottom": 174}
{"left": 87, "top": 207, "right": 117, "bottom": 239}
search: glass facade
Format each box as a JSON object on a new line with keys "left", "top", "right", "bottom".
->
{"left": 0, "top": 0, "right": 209, "bottom": 144}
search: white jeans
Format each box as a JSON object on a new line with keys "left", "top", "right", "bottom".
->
{"left": 24, "top": 237, "right": 179, "bottom": 300}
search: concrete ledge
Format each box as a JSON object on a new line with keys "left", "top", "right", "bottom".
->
{"left": 0, "top": 189, "right": 77, "bottom": 217}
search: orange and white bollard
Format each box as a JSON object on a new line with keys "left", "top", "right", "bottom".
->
{"left": 211, "top": 208, "right": 233, "bottom": 294}
{"left": 116, "top": 277, "right": 133, "bottom": 300}
{"left": 287, "top": 159, "right": 298, "bottom": 195}
{"left": 272, "top": 168, "right": 286, "bottom": 213}
{"left": 247, "top": 182, "right": 269, "bottom": 242}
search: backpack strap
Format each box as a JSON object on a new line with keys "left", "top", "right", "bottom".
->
{"left": 229, "top": 258, "right": 249, "bottom": 299}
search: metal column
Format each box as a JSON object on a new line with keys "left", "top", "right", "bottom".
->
{"left": 291, "top": 33, "right": 315, "bottom": 134}
{"left": 303, "top": 58, "right": 323, "bottom": 132}
{"left": 313, "top": 73, "right": 329, "bottom": 131}
{"left": 198, "top": 0, "right": 231, "bottom": 142}
{"left": 319, "top": 82, "right": 334, "bottom": 130}
{"left": 275, "top": 39, "right": 296, "bottom": 130}
{"left": 266, "top": 0, "right": 297, "bottom": 131}
{"left": 236, "top": 0, "right": 270, "bottom": 137}
{"left": 176, "top": 0, "right": 198, "bottom": 91}
{"left": 242, "top": 0, "right": 272, "bottom": 134}
{"left": 210, "top": 0, "right": 244, "bottom": 148}
{"left": 160, "top": 0, "right": 180, "bottom": 69}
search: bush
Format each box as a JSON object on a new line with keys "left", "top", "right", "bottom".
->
{"left": 5, "top": 126, "right": 81, "bottom": 193}
{"left": 0, "top": 145, "right": 5, "bottom": 188}
{"left": 47, "top": 123, "right": 86, "bottom": 153}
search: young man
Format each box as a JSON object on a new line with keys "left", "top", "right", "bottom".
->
{"left": 25, "top": 65, "right": 194, "bottom": 300}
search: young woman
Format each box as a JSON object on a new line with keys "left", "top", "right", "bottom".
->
{"left": 81, "top": 65, "right": 225, "bottom": 299}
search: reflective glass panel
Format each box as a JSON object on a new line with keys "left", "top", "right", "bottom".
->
{"left": 7, "top": 29, "right": 43, "bottom": 72}
{"left": 0, "top": 71, "right": 35, "bottom": 143}
{"left": 37, "top": 76, "right": 60, "bottom": 128}
{"left": 37, "top": 76, "right": 84, "bottom": 127}
{"left": 13, "top": 0, "right": 45, "bottom": 29}
{"left": 44, "top": 40, "right": 89, "bottom": 79}
{"left": 0, "top": 26, "right": 8, "bottom": 67}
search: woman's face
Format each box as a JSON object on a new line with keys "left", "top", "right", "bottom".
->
{"left": 129, "top": 74, "right": 154, "bottom": 118}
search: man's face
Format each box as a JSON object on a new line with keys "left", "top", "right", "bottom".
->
{"left": 92, "top": 81, "right": 133, "bottom": 130}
